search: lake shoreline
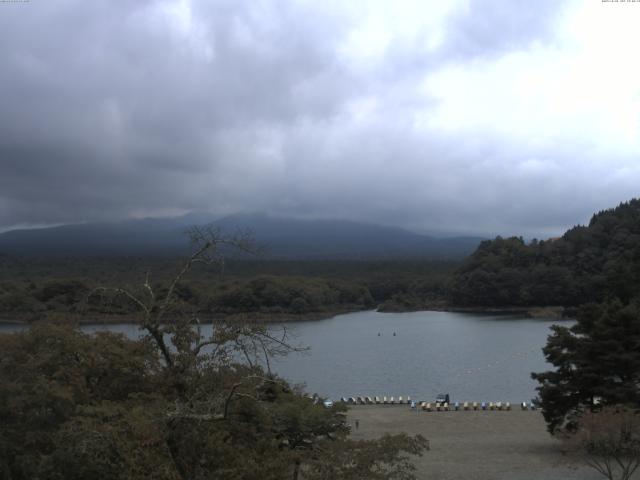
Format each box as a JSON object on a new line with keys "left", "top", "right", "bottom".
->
{"left": 377, "top": 303, "right": 572, "bottom": 319}
{"left": 0, "top": 303, "right": 572, "bottom": 326}
{"left": 0, "top": 306, "right": 366, "bottom": 326}
{"left": 3, "top": 310, "right": 558, "bottom": 402}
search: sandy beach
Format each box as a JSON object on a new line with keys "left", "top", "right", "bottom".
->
{"left": 346, "top": 405, "right": 611, "bottom": 480}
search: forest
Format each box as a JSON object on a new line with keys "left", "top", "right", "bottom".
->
{"left": 1, "top": 199, "right": 639, "bottom": 326}
{"left": 2, "top": 200, "right": 640, "bottom": 322}
{"left": 0, "top": 257, "right": 454, "bottom": 322}
{"left": 0, "top": 231, "right": 428, "bottom": 479}
{"left": 2, "top": 201, "right": 640, "bottom": 478}
{"left": 449, "top": 199, "right": 640, "bottom": 308}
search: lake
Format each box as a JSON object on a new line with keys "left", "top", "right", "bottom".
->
{"left": 0, "top": 310, "right": 566, "bottom": 404}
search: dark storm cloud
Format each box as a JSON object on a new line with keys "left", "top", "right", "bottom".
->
{"left": 0, "top": 0, "right": 353, "bottom": 225}
{"left": 0, "top": 0, "right": 636, "bottom": 237}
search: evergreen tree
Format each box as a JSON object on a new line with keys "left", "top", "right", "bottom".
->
{"left": 532, "top": 299, "right": 640, "bottom": 433}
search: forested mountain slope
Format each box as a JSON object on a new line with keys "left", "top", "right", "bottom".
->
{"left": 0, "top": 213, "right": 483, "bottom": 260}
{"left": 450, "top": 199, "right": 640, "bottom": 307}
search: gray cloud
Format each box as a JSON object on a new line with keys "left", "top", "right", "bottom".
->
{"left": 439, "top": 0, "right": 565, "bottom": 60}
{"left": 0, "top": 0, "right": 636, "bottom": 237}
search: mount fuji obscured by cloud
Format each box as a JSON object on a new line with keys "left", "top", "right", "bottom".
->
{"left": 0, "top": 213, "right": 484, "bottom": 259}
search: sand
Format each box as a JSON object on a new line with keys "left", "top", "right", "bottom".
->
{"left": 346, "top": 405, "right": 615, "bottom": 480}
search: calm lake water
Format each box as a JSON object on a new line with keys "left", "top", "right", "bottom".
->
{"left": 0, "top": 310, "right": 567, "bottom": 403}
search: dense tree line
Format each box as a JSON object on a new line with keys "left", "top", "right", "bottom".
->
{"left": 0, "top": 323, "right": 428, "bottom": 479}
{"left": 0, "top": 258, "right": 455, "bottom": 321}
{"left": 526, "top": 200, "right": 640, "bottom": 455}
{"left": 0, "top": 231, "right": 428, "bottom": 479}
{"left": 3, "top": 200, "right": 640, "bottom": 476}
{"left": 450, "top": 199, "right": 640, "bottom": 307}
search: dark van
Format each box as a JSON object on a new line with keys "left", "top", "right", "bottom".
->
{"left": 435, "top": 393, "right": 450, "bottom": 404}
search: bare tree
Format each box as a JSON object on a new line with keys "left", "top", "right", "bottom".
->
{"left": 91, "top": 224, "right": 304, "bottom": 401}
{"left": 567, "top": 406, "right": 640, "bottom": 480}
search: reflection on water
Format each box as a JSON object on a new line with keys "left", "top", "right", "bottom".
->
{"left": 0, "top": 310, "right": 568, "bottom": 403}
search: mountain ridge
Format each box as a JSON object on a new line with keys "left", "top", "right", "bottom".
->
{"left": 0, "top": 213, "right": 484, "bottom": 260}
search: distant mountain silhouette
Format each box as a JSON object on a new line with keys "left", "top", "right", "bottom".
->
{"left": 0, "top": 213, "right": 484, "bottom": 259}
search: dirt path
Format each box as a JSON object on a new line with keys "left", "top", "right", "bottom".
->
{"left": 346, "top": 405, "right": 613, "bottom": 480}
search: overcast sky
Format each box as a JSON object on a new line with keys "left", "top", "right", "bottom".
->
{"left": 1, "top": 0, "right": 639, "bottom": 237}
